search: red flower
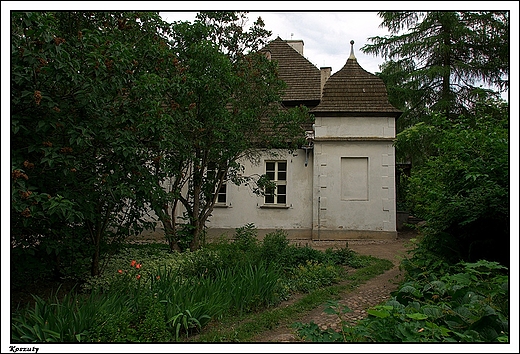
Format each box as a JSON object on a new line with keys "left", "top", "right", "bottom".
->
{"left": 156, "top": 276, "right": 160, "bottom": 280}
{"left": 130, "top": 260, "right": 136, "bottom": 267}
{"left": 135, "top": 263, "right": 141, "bottom": 269}
{"left": 118, "top": 269, "right": 123, "bottom": 274}
{"left": 136, "top": 274, "right": 141, "bottom": 280}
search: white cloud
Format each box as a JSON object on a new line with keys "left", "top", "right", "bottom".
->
{"left": 160, "top": 11, "right": 390, "bottom": 74}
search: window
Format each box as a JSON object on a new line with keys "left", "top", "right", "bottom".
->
{"left": 207, "top": 164, "right": 227, "bottom": 205}
{"left": 264, "top": 161, "right": 287, "bottom": 205}
{"left": 216, "top": 182, "right": 227, "bottom": 204}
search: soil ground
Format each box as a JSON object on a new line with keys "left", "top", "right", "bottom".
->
{"left": 251, "top": 229, "right": 417, "bottom": 342}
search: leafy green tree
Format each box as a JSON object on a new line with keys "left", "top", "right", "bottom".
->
{"left": 151, "top": 13, "right": 311, "bottom": 252}
{"left": 362, "top": 12, "right": 510, "bottom": 250}
{"left": 396, "top": 98, "right": 509, "bottom": 265}
{"left": 362, "top": 11, "right": 509, "bottom": 136}
{"left": 11, "top": 12, "right": 183, "bottom": 276}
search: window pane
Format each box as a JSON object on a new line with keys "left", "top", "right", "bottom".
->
{"left": 266, "top": 171, "right": 275, "bottom": 180}
{"left": 277, "top": 195, "right": 286, "bottom": 204}
{"left": 278, "top": 162, "right": 287, "bottom": 171}
{"left": 266, "top": 162, "right": 275, "bottom": 171}
{"left": 265, "top": 194, "right": 274, "bottom": 204}
{"left": 277, "top": 171, "right": 286, "bottom": 181}
{"left": 217, "top": 193, "right": 226, "bottom": 203}
{"left": 277, "top": 185, "right": 286, "bottom": 195}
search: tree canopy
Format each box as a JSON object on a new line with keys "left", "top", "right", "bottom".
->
{"left": 366, "top": 11, "right": 510, "bottom": 266}
{"left": 151, "top": 14, "right": 310, "bottom": 252}
{"left": 362, "top": 11, "right": 509, "bottom": 132}
{"left": 11, "top": 11, "right": 311, "bottom": 278}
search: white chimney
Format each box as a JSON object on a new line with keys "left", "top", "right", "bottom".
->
{"left": 286, "top": 39, "right": 304, "bottom": 55}
{"left": 320, "top": 67, "right": 331, "bottom": 97}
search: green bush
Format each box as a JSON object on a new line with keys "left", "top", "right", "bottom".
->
{"left": 177, "top": 248, "right": 224, "bottom": 279}
{"left": 234, "top": 223, "right": 260, "bottom": 252}
{"left": 294, "top": 260, "right": 509, "bottom": 343}
{"left": 285, "top": 260, "right": 344, "bottom": 293}
{"left": 260, "top": 230, "right": 290, "bottom": 261}
{"left": 279, "top": 245, "right": 324, "bottom": 269}
{"left": 324, "top": 243, "right": 370, "bottom": 268}
{"left": 401, "top": 102, "right": 509, "bottom": 266}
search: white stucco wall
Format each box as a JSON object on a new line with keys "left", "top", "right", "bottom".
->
{"left": 140, "top": 114, "right": 397, "bottom": 241}
{"left": 310, "top": 114, "right": 396, "bottom": 239}
{"left": 314, "top": 116, "right": 395, "bottom": 138}
{"left": 312, "top": 140, "right": 396, "bottom": 239}
{"left": 207, "top": 149, "right": 314, "bottom": 238}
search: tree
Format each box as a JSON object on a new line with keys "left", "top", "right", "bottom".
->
{"left": 362, "top": 12, "right": 510, "bottom": 265}
{"left": 150, "top": 13, "right": 311, "bottom": 252}
{"left": 11, "top": 12, "right": 183, "bottom": 276}
{"left": 362, "top": 11, "right": 509, "bottom": 135}
{"left": 396, "top": 98, "right": 509, "bottom": 266}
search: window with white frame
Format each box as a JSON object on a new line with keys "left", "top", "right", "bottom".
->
{"left": 207, "top": 164, "right": 227, "bottom": 205}
{"left": 264, "top": 161, "right": 287, "bottom": 205}
{"left": 215, "top": 181, "right": 227, "bottom": 204}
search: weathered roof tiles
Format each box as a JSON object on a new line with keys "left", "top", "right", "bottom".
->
{"left": 262, "top": 37, "right": 322, "bottom": 103}
{"left": 312, "top": 41, "right": 401, "bottom": 117}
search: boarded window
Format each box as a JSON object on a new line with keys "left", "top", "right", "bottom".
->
{"left": 341, "top": 157, "right": 368, "bottom": 200}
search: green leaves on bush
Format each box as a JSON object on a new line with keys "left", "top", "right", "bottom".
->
{"left": 13, "top": 225, "right": 373, "bottom": 343}
{"left": 285, "top": 261, "right": 344, "bottom": 293}
{"left": 294, "top": 260, "right": 508, "bottom": 343}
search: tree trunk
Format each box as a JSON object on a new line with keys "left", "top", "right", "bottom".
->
{"left": 160, "top": 208, "right": 182, "bottom": 253}
{"left": 190, "top": 219, "right": 201, "bottom": 251}
{"left": 91, "top": 232, "right": 101, "bottom": 276}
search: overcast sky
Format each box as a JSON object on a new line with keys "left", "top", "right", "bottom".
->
{"left": 160, "top": 11, "right": 390, "bottom": 75}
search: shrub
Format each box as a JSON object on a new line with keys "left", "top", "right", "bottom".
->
{"left": 82, "top": 245, "right": 182, "bottom": 292}
{"left": 285, "top": 260, "right": 344, "bottom": 293}
{"left": 294, "top": 260, "right": 509, "bottom": 343}
{"left": 402, "top": 104, "right": 509, "bottom": 266}
{"left": 323, "top": 246, "right": 357, "bottom": 266}
{"left": 281, "top": 245, "right": 325, "bottom": 269}
{"left": 233, "top": 223, "right": 259, "bottom": 252}
{"left": 260, "top": 230, "right": 290, "bottom": 261}
{"left": 177, "top": 248, "right": 224, "bottom": 279}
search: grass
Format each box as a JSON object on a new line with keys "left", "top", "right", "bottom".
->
{"left": 12, "top": 229, "right": 396, "bottom": 343}
{"left": 186, "top": 256, "right": 393, "bottom": 342}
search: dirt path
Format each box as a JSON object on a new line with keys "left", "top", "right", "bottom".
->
{"left": 253, "top": 230, "right": 416, "bottom": 342}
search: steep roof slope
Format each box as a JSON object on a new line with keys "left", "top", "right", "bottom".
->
{"left": 312, "top": 43, "right": 401, "bottom": 117}
{"left": 261, "top": 37, "right": 321, "bottom": 103}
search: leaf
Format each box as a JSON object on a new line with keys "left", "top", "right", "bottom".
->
{"left": 406, "top": 313, "right": 428, "bottom": 320}
{"left": 367, "top": 309, "right": 390, "bottom": 318}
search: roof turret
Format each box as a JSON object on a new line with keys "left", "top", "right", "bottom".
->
{"left": 312, "top": 40, "right": 401, "bottom": 117}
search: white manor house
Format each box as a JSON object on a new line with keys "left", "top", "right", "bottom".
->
{"left": 148, "top": 37, "right": 402, "bottom": 241}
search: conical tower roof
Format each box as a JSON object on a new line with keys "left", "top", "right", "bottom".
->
{"left": 312, "top": 40, "right": 401, "bottom": 117}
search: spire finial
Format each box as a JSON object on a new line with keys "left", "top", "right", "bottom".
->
{"left": 349, "top": 40, "right": 356, "bottom": 60}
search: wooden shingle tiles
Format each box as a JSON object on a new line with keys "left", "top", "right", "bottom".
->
{"left": 262, "top": 37, "right": 322, "bottom": 103}
{"left": 312, "top": 57, "right": 401, "bottom": 116}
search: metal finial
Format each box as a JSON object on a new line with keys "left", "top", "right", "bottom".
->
{"left": 349, "top": 40, "right": 356, "bottom": 59}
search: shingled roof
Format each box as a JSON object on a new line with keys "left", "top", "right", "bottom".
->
{"left": 261, "top": 37, "right": 321, "bottom": 103}
{"left": 312, "top": 41, "right": 401, "bottom": 117}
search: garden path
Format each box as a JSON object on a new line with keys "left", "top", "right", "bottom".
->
{"left": 252, "top": 230, "right": 417, "bottom": 342}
